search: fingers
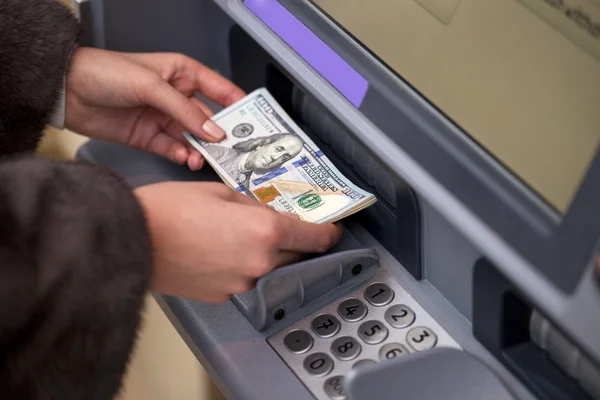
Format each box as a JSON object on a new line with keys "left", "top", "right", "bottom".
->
{"left": 221, "top": 188, "right": 341, "bottom": 254}
{"left": 190, "top": 96, "right": 215, "bottom": 117}
{"left": 223, "top": 187, "right": 275, "bottom": 212}
{"left": 138, "top": 77, "right": 226, "bottom": 142}
{"left": 187, "top": 151, "right": 205, "bottom": 171}
{"left": 273, "top": 250, "right": 304, "bottom": 268}
{"left": 278, "top": 218, "right": 343, "bottom": 254}
{"left": 145, "top": 133, "right": 190, "bottom": 165}
{"left": 176, "top": 56, "right": 246, "bottom": 107}
{"left": 125, "top": 52, "right": 245, "bottom": 107}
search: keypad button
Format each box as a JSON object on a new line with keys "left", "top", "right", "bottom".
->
{"left": 331, "top": 336, "right": 361, "bottom": 361}
{"left": 283, "top": 330, "right": 313, "bottom": 354}
{"left": 379, "top": 343, "right": 410, "bottom": 361}
{"left": 364, "top": 283, "right": 394, "bottom": 306}
{"left": 352, "top": 359, "right": 377, "bottom": 370}
{"left": 337, "top": 298, "right": 367, "bottom": 322}
{"left": 304, "top": 353, "right": 334, "bottom": 377}
{"left": 384, "top": 304, "right": 416, "bottom": 329}
{"left": 358, "top": 320, "right": 389, "bottom": 344}
{"left": 323, "top": 376, "right": 346, "bottom": 399}
{"left": 407, "top": 326, "right": 438, "bottom": 351}
{"left": 311, "top": 314, "right": 341, "bottom": 338}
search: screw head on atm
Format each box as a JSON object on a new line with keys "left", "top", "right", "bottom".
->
{"left": 274, "top": 309, "right": 285, "bottom": 320}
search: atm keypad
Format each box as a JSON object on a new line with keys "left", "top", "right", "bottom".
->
{"left": 283, "top": 330, "right": 313, "bottom": 354}
{"left": 304, "top": 353, "right": 334, "bottom": 377}
{"left": 364, "top": 283, "right": 394, "bottom": 306}
{"left": 357, "top": 320, "right": 389, "bottom": 344}
{"left": 323, "top": 376, "right": 346, "bottom": 400}
{"left": 268, "top": 270, "right": 461, "bottom": 400}
{"left": 337, "top": 298, "right": 367, "bottom": 322}
{"left": 379, "top": 343, "right": 410, "bottom": 361}
{"left": 352, "top": 359, "right": 376, "bottom": 370}
{"left": 384, "top": 304, "right": 416, "bottom": 328}
{"left": 311, "top": 314, "right": 341, "bottom": 338}
{"left": 331, "top": 336, "right": 361, "bottom": 361}
{"left": 406, "top": 326, "right": 438, "bottom": 351}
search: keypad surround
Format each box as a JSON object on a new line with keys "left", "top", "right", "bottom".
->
{"left": 268, "top": 270, "right": 462, "bottom": 400}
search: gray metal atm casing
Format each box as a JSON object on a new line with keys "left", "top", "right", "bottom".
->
{"left": 74, "top": 0, "right": 600, "bottom": 399}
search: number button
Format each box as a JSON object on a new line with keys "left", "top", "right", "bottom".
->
{"left": 337, "top": 298, "right": 367, "bottom": 322}
{"left": 407, "top": 326, "right": 438, "bottom": 351}
{"left": 358, "top": 320, "right": 389, "bottom": 344}
{"left": 323, "top": 376, "right": 346, "bottom": 400}
{"left": 364, "top": 283, "right": 394, "bottom": 306}
{"left": 384, "top": 304, "right": 416, "bottom": 329}
{"left": 379, "top": 343, "right": 410, "bottom": 361}
{"left": 352, "top": 359, "right": 376, "bottom": 370}
{"left": 283, "top": 330, "right": 313, "bottom": 354}
{"left": 311, "top": 314, "right": 341, "bottom": 338}
{"left": 303, "top": 353, "right": 334, "bottom": 377}
{"left": 331, "top": 336, "right": 361, "bottom": 361}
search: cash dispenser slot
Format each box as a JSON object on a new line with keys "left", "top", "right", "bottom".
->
{"left": 473, "top": 259, "right": 600, "bottom": 400}
{"left": 228, "top": 25, "right": 422, "bottom": 280}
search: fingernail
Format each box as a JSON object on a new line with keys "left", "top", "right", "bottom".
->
{"left": 202, "top": 120, "right": 226, "bottom": 141}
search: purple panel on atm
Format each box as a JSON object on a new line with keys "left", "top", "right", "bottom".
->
{"left": 244, "top": 0, "right": 368, "bottom": 107}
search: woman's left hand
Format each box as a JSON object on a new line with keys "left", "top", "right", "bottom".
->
{"left": 65, "top": 47, "right": 245, "bottom": 170}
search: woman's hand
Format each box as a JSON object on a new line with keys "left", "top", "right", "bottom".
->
{"left": 134, "top": 181, "right": 343, "bottom": 303}
{"left": 65, "top": 47, "right": 245, "bottom": 170}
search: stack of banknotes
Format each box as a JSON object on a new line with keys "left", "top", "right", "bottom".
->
{"left": 184, "top": 88, "right": 376, "bottom": 224}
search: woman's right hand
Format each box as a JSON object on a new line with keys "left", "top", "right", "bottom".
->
{"left": 134, "top": 181, "right": 343, "bottom": 303}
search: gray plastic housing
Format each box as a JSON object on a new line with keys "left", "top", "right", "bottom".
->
{"left": 77, "top": 140, "right": 533, "bottom": 400}
{"left": 78, "top": 0, "right": 600, "bottom": 399}
{"left": 345, "top": 348, "right": 516, "bottom": 400}
{"left": 233, "top": 246, "right": 379, "bottom": 332}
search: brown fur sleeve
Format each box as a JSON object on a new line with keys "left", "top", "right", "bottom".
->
{"left": 0, "top": 3, "right": 155, "bottom": 398}
{"left": 0, "top": 0, "right": 80, "bottom": 155}
{"left": 0, "top": 155, "right": 152, "bottom": 399}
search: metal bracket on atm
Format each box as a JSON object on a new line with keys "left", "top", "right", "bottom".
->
{"left": 231, "top": 248, "right": 380, "bottom": 331}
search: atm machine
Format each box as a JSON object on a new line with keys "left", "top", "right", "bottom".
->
{"left": 73, "top": 0, "right": 600, "bottom": 399}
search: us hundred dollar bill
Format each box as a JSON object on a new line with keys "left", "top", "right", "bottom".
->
{"left": 183, "top": 88, "right": 376, "bottom": 224}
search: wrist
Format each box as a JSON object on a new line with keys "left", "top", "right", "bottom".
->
{"left": 63, "top": 46, "right": 87, "bottom": 133}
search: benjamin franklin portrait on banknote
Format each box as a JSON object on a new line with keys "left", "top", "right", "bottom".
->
{"left": 203, "top": 133, "right": 303, "bottom": 188}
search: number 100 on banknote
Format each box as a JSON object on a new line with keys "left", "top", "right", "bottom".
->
{"left": 183, "top": 88, "right": 376, "bottom": 224}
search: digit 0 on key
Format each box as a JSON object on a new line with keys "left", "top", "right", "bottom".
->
{"left": 303, "top": 353, "right": 334, "bottom": 377}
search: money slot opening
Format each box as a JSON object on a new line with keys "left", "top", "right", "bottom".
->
{"left": 267, "top": 66, "right": 423, "bottom": 279}
{"left": 473, "top": 258, "right": 599, "bottom": 400}
{"left": 228, "top": 24, "right": 423, "bottom": 279}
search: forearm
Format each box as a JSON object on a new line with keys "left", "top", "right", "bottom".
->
{"left": 0, "top": 155, "right": 152, "bottom": 399}
{"left": 0, "top": 0, "right": 79, "bottom": 156}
